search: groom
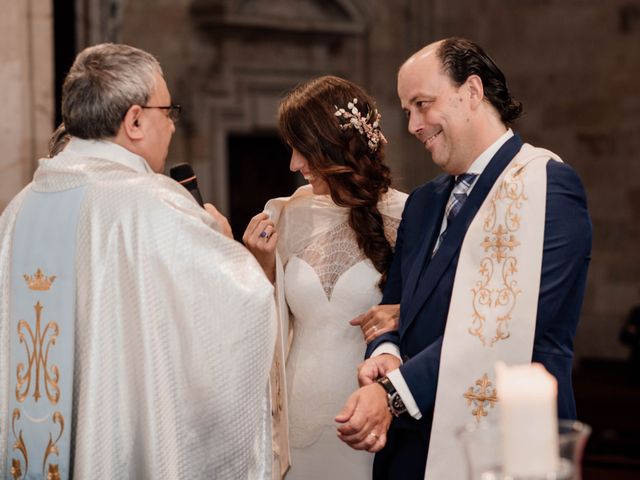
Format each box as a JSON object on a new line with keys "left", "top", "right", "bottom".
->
{"left": 337, "top": 37, "right": 592, "bottom": 479}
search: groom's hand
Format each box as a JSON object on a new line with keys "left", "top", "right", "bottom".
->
{"left": 335, "top": 383, "right": 391, "bottom": 452}
{"left": 357, "top": 354, "right": 401, "bottom": 387}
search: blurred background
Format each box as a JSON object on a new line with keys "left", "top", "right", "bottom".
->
{"left": 1, "top": 1, "right": 639, "bottom": 477}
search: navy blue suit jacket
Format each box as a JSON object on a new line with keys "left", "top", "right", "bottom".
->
{"left": 368, "top": 134, "right": 592, "bottom": 456}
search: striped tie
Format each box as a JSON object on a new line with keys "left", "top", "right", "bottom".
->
{"left": 434, "top": 173, "right": 478, "bottom": 254}
{"left": 445, "top": 173, "right": 478, "bottom": 222}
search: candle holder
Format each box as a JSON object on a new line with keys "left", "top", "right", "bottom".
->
{"left": 456, "top": 419, "right": 591, "bottom": 480}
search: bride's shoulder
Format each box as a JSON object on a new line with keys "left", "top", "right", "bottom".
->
{"left": 264, "top": 185, "right": 313, "bottom": 223}
{"left": 279, "top": 186, "right": 339, "bottom": 216}
{"left": 378, "top": 188, "right": 408, "bottom": 218}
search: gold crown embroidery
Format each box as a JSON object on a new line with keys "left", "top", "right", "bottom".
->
{"left": 23, "top": 268, "right": 56, "bottom": 291}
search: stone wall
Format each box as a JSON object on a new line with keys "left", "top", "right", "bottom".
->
{"left": 0, "top": 0, "right": 54, "bottom": 210}
{"left": 2, "top": 0, "right": 636, "bottom": 362}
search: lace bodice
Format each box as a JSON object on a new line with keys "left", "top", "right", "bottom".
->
{"left": 285, "top": 215, "right": 400, "bottom": 300}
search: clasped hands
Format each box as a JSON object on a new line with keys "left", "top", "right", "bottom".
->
{"left": 335, "top": 353, "right": 401, "bottom": 452}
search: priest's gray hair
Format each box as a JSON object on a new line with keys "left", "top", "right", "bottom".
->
{"left": 61, "top": 43, "right": 162, "bottom": 139}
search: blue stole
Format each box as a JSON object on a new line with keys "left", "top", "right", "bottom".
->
{"left": 7, "top": 185, "right": 87, "bottom": 480}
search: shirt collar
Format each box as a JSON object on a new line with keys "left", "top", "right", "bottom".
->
{"left": 464, "top": 128, "right": 514, "bottom": 177}
{"left": 64, "top": 137, "right": 153, "bottom": 174}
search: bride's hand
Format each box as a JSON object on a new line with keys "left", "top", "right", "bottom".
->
{"left": 350, "top": 304, "right": 400, "bottom": 343}
{"left": 242, "top": 212, "right": 278, "bottom": 283}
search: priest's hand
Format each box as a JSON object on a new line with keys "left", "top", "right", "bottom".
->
{"left": 243, "top": 212, "right": 278, "bottom": 283}
{"left": 335, "top": 383, "right": 391, "bottom": 452}
{"left": 350, "top": 304, "right": 400, "bottom": 343}
{"left": 358, "top": 354, "right": 401, "bottom": 387}
{"left": 204, "top": 203, "right": 233, "bottom": 239}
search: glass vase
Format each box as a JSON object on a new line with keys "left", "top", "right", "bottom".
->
{"left": 456, "top": 419, "right": 591, "bottom": 480}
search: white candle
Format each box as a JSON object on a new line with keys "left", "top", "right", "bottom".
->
{"left": 496, "top": 362, "right": 559, "bottom": 477}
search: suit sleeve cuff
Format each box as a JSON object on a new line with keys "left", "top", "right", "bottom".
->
{"left": 370, "top": 342, "right": 401, "bottom": 359}
{"left": 387, "top": 369, "right": 422, "bottom": 420}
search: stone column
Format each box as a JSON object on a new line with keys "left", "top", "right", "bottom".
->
{"left": 0, "top": 0, "right": 54, "bottom": 211}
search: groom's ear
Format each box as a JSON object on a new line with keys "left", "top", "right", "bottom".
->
{"left": 465, "top": 74, "right": 484, "bottom": 110}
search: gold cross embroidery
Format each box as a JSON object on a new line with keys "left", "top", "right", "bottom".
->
{"left": 463, "top": 374, "right": 498, "bottom": 422}
{"left": 481, "top": 224, "right": 520, "bottom": 263}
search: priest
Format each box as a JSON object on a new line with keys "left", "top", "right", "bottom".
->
{"left": 0, "top": 43, "right": 277, "bottom": 479}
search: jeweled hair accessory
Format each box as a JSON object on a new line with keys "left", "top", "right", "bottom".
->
{"left": 334, "top": 98, "right": 387, "bottom": 152}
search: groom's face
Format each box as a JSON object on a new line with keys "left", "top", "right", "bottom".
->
{"left": 398, "top": 47, "right": 476, "bottom": 176}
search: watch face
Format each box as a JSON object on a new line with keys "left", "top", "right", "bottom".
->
{"left": 390, "top": 393, "right": 407, "bottom": 416}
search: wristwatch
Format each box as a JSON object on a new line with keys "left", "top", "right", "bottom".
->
{"left": 376, "top": 375, "right": 407, "bottom": 417}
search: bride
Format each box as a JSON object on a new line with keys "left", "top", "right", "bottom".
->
{"left": 244, "top": 75, "right": 406, "bottom": 479}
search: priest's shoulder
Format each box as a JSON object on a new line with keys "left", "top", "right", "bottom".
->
{"left": 0, "top": 183, "right": 33, "bottom": 215}
{"left": 85, "top": 170, "right": 212, "bottom": 226}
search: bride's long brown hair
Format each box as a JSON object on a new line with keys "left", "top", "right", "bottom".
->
{"left": 278, "top": 75, "right": 393, "bottom": 290}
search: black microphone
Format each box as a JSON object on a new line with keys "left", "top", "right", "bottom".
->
{"left": 169, "top": 163, "right": 204, "bottom": 207}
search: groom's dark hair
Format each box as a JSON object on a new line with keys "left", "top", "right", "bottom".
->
{"left": 437, "top": 37, "right": 523, "bottom": 125}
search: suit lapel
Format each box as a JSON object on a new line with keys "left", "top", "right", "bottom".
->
{"left": 402, "top": 177, "right": 453, "bottom": 309}
{"left": 401, "top": 134, "right": 524, "bottom": 336}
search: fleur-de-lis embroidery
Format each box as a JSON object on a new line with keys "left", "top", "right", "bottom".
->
{"left": 11, "top": 409, "right": 29, "bottom": 478}
{"left": 11, "top": 458, "right": 22, "bottom": 480}
{"left": 463, "top": 374, "right": 498, "bottom": 422}
{"left": 47, "top": 464, "right": 61, "bottom": 480}
{"left": 43, "top": 412, "right": 65, "bottom": 478}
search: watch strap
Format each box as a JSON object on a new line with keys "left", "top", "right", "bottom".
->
{"left": 376, "top": 375, "right": 396, "bottom": 395}
{"left": 376, "top": 376, "right": 407, "bottom": 417}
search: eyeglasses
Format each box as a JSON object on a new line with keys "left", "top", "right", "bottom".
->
{"left": 141, "top": 104, "right": 182, "bottom": 122}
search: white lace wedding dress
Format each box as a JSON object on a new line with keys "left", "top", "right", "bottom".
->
{"left": 266, "top": 186, "right": 406, "bottom": 479}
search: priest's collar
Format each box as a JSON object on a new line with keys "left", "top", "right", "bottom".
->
{"left": 65, "top": 137, "right": 153, "bottom": 174}
{"left": 463, "top": 128, "right": 514, "bottom": 178}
